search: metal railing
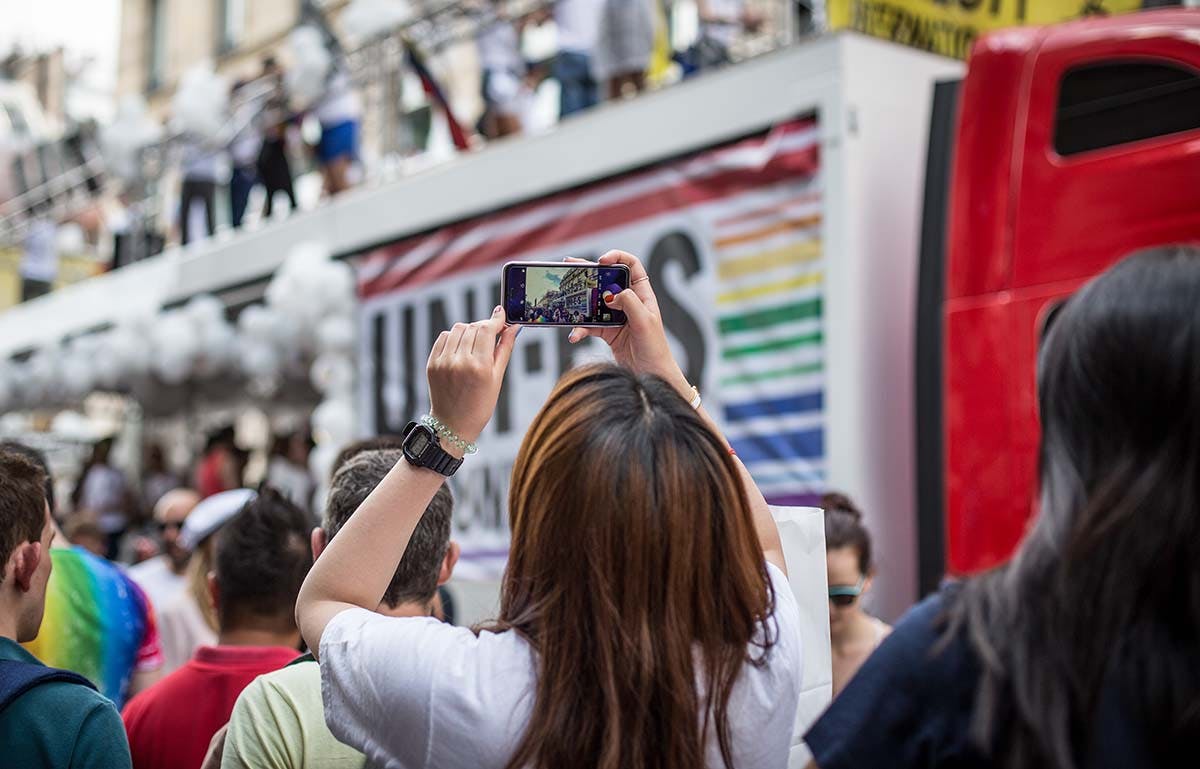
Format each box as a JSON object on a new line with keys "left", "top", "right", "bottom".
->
{"left": 0, "top": 0, "right": 808, "bottom": 256}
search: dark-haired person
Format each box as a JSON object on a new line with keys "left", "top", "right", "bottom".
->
{"left": 820, "top": 492, "right": 890, "bottom": 696}
{"left": 297, "top": 250, "right": 803, "bottom": 769}
{"left": 122, "top": 487, "right": 313, "bottom": 769}
{"left": 0, "top": 449, "right": 133, "bottom": 769}
{"left": 221, "top": 450, "right": 459, "bottom": 769}
{"left": 804, "top": 245, "right": 1200, "bottom": 769}
{"left": 72, "top": 437, "right": 133, "bottom": 559}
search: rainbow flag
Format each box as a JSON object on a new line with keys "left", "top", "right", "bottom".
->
{"left": 24, "top": 547, "right": 161, "bottom": 709}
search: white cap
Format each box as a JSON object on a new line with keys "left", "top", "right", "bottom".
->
{"left": 178, "top": 488, "right": 257, "bottom": 550}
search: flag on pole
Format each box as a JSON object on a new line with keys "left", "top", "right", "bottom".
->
{"left": 404, "top": 43, "right": 471, "bottom": 151}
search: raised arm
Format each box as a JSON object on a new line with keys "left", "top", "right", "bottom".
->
{"left": 568, "top": 251, "right": 787, "bottom": 575}
{"left": 296, "top": 308, "right": 519, "bottom": 655}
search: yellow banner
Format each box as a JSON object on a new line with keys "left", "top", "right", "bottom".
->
{"left": 828, "top": 0, "right": 1144, "bottom": 59}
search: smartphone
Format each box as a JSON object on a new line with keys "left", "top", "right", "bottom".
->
{"left": 503, "top": 261, "right": 630, "bottom": 327}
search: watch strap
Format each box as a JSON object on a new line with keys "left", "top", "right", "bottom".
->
{"left": 402, "top": 422, "right": 463, "bottom": 477}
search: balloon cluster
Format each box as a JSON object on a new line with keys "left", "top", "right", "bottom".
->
{"left": 286, "top": 26, "right": 333, "bottom": 110}
{"left": 0, "top": 242, "right": 358, "bottom": 434}
{"left": 99, "top": 96, "right": 163, "bottom": 182}
{"left": 342, "top": 0, "right": 413, "bottom": 44}
{"left": 171, "top": 64, "right": 231, "bottom": 143}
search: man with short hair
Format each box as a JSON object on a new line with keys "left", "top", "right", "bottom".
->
{"left": 220, "top": 449, "right": 459, "bottom": 769}
{"left": 0, "top": 449, "right": 133, "bottom": 768}
{"left": 122, "top": 487, "right": 314, "bottom": 769}
{"left": 7, "top": 441, "right": 165, "bottom": 710}
{"left": 128, "top": 488, "right": 201, "bottom": 609}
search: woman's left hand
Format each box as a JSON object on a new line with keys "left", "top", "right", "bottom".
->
{"left": 427, "top": 306, "right": 521, "bottom": 450}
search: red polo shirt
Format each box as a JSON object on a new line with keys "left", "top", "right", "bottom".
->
{"left": 122, "top": 644, "right": 300, "bottom": 769}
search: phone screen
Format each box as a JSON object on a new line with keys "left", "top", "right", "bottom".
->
{"left": 504, "top": 263, "right": 629, "bottom": 326}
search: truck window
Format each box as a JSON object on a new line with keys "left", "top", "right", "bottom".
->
{"left": 1055, "top": 61, "right": 1200, "bottom": 156}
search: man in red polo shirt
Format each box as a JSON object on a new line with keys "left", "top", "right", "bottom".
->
{"left": 121, "top": 487, "right": 312, "bottom": 769}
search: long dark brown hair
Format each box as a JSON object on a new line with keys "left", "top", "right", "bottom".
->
{"left": 945, "top": 246, "right": 1200, "bottom": 768}
{"left": 487, "top": 363, "right": 776, "bottom": 769}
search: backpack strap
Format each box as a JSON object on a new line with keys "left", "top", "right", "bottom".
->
{"left": 0, "top": 660, "right": 96, "bottom": 716}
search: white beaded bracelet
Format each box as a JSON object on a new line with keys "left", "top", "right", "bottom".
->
{"left": 420, "top": 414, "right": 479, "bottom": 456}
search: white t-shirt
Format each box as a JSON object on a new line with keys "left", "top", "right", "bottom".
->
{"left": 476, "top": 21, "right": 524, "bottom": 75}
{"left": 320, "top": 562, "right": 803, "bottom": 769}
{"left": 315, "top": 70, "right": 362, "bottom": 127}
{"left": 702, "top": 0, "right": 744, "bottom": 47}
{"left": 127, "top": 555, "right": 187, "bottom": 615}
{"left": 555, "top": 0, "right": 605, "bottom": 54}
{"left": 157, "top": 588, "right": 217, "bottom": 674}
{"left": 20, "top": 219, "right": 58, "bottom": 282}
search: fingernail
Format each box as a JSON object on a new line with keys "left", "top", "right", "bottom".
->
{"left": 493, "top": 305, "right": 502, "bottom": 315}
{"left": 568, "top": 330, "right": 578, "bottom": 343}
{"left": 603, "top": 295, "right": 613, "bottom": 304}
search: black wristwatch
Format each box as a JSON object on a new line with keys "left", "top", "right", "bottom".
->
{"left": 401, "top": 421, "right": 463, "bottom": 477}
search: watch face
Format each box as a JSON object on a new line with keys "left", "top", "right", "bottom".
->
{"left": 408, "top": 429, "right": 433, "bottom": 455}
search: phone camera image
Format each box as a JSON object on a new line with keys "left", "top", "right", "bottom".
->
{"left": 505, "top": 263, "right": 628, "bottom": 326}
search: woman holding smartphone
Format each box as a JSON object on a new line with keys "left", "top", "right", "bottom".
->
{"left": 296, "top": 251, "right": 803, "bottom": 769}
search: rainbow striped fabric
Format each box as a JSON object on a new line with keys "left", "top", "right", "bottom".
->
{"left": 713, "top": 176, "right": 825, "bottom": 507}
{"left": 24, "top": 547, "right": 162, "bottom": 709}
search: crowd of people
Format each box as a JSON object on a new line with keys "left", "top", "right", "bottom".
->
{"left": 176, "top": 54, "right": 357, "bottom": 247}
{"left": 2, "top": 245, "right": 1198, "bottom": 768}
{"left": 476, "top": 0, "right": 763, "bottom": 138}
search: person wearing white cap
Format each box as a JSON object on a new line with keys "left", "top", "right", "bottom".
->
{"left": 155, "top": 489, "right": 256, "bottom": 673}
{"left": 128, "top": 488, "right": 201, "bottom": 611}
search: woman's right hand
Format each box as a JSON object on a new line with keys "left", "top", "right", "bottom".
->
{"left": 567, "top": 251, "right": 690, "bottom": 398}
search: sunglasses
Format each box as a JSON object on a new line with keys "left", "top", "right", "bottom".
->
{"left": 828, "top": 577, "right": 865, "bottom": 608}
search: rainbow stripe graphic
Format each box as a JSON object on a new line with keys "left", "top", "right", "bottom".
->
{"left": 24, "top": 547, "right": 158, "bottom": 709}
{"left": 713, "top": 182, "right": 825, "bottom": 507}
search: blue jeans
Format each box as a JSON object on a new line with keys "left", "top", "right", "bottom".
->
{"left": 230, "top": 166, "right": 257, "bottom": 228}
{"left": 555, "top": 51, "right": 598, "bottom": 119}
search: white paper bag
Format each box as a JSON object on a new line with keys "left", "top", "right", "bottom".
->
{"left": 770, "top": 506, "right": 832, "bottom": 768}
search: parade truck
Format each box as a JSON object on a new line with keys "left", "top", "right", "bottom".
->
{"left": 348, "top": 8, "right": 1200, "bottom": 621}
{"left": 917, "top": 8, "right": 1200, "bottom": 594}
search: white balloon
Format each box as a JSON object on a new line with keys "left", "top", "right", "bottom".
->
{"left": 100, "top": 96, "right": 163, "bottom": 181}
{"left": 310, "top": 352, "right": 356, "bottom": 395}
{"left": 152, "top": 312, "right": 200, "bottom": 385}
{"left": 239, "top": 338, "right": 280, "bottom": 380}
{"left": 312, "top": 398, "right": 356, "bottom": 446}
{"left": 55, "top": 223, "right": 86, "bottom": 255}
{"left": 236, "top": 304, "right": 278, "bottom": 343}
{"left": 171, "top": 64, "right": 230, "bottom": 143}
{"left": 61, "top": 355, "right": 96, "bottom": 399}
{"left": 286, "top": 27, "right": 333, "bottom": 110}
{"left": 195, "top": 319, "right": 237, "bottom": 377}
{"left": 186, "top": 294, "right": 226, "bottom": 326}
{"left": 109, "top": 325, "right": 152, "bottom": 380}
{"left": 315, "top": 316, "right": 356, "bottom": 354}
{"left": 26, "top": 348, "right": 63, "bottom": 403}
{"left": 341, "top": 0, "right": 412, "bottom": 44}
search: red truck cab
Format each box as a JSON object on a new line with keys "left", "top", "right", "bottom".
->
{"left": 929, "top": 10, "right": 1200, "bottom": 581}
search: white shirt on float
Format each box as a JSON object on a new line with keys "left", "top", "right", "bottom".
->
{"left": 555, "top": 0, "right": 605, "bottom": 54}
{"left": 315, "top": 69, "right": 362, "bottom": 126}
{"left": 476, "top": 20, "right": 525, "bottom": 75}
{"left": 320, "top": 561, "right": 803, "bottom": 769}
{"left": 702, "top": 0, "right": 744, "bottom": 48}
